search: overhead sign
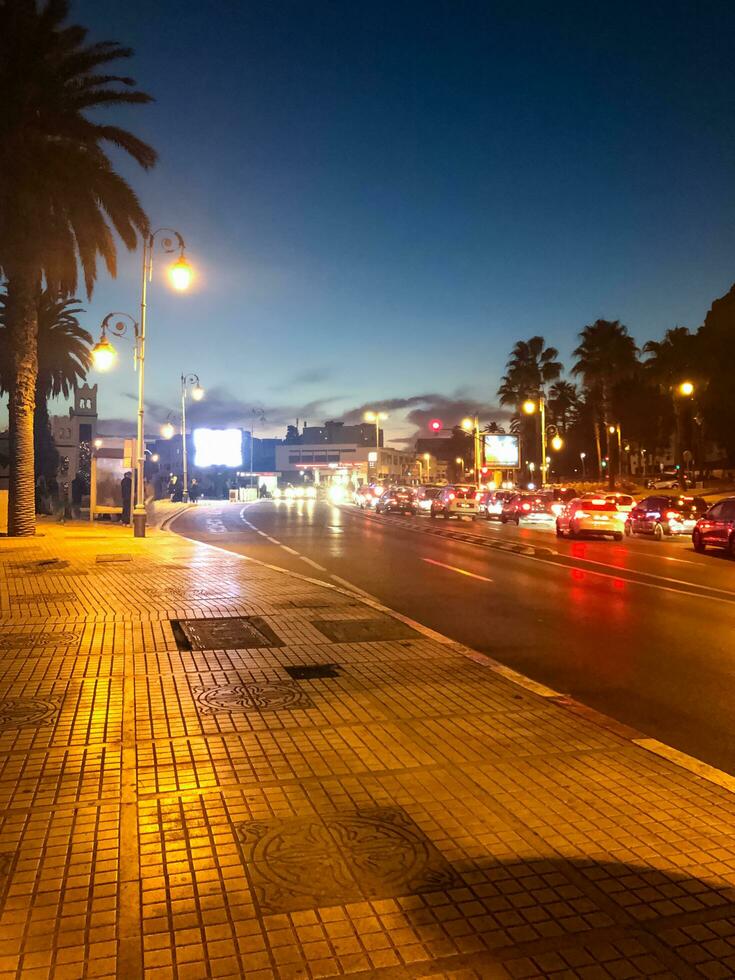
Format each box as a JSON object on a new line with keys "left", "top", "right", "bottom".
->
{"left": 483, "top": 433, "right": 520, "bottom": 468}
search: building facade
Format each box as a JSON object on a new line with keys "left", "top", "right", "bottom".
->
{"left": 50, "top": 383, "right": 99, "bottom": 481}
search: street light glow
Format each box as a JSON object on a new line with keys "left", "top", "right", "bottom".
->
{"left": 678, "top": 380, "right": 695, "bottom": 396}
{"left": 168, "top": 255, "right": 193, "bottom": 291}
{"left": 580, "top": 452, "right": 586, "bottom": 459}
{"left": 364, "top": 410, "right": 388, "bottom": 422}
{"left": 461, "top": 417, "right": 473, "bottom": 431}
{"left": 191, "top": 384, "right": 205, "bottom": 401}
{"left": 551, "top": 434, "right": 563, "bottom": 451}
{"left": 608, "top": 425, "right": 616, "bottom": 434}
{"left": 91, "top": 338, "right": 117, "bottom": 371}
{"left": 161, "top": 421, "right": 175, "bottom": 440}
{"left": 522, "top": 399, "right": 537, "bottom": 415}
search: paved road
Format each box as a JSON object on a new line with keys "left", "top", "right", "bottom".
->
{"left": 174, "top": 499, "right": 735, "bottom": 774}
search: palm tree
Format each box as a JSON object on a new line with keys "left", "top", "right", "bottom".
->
{"left": 498, "top": 336, "right": 562, "bottom": 407}
{"left": 547, "top": 381, "right": 579, "bottom": 433}
{"left": 1, "top": 290, "right": 92, "bottom": 499}
{"left": 572, "top": 319, "right": 638, "bottom": 486}
{"left": 498, "top": 336, "right": 562, "bottom": 475}
{"left": 643, "top": 327, "right": 699, "bottom": 476}
{"left": 0, "top": 0, "right": 156, "bottom": 535}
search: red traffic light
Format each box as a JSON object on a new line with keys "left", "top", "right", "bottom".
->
{"left": 429, "top": 419, "right": 443, "bottom": 432}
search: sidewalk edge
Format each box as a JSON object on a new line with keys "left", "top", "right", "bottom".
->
{"left": 169, "top": 512, "right": 735, "bottom": 799}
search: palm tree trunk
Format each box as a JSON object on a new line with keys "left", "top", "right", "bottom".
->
{"left": 6, "top": 273, "right": 39, "bottom": 536}
{"left": 593, "top": 418, "right": 602, "bottom": 482}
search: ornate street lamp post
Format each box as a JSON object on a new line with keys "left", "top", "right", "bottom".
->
{"left": 180, "top": 374, "right": 204, "bottom": 501}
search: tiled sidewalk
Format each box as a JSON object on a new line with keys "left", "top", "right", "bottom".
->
{"left": 1, "top": 521, "right": 735, "bottom": 979}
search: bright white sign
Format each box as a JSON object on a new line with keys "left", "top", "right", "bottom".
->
{"left": 484, "top": 434, "right": 520, "bottom": 468}
{"left": 193, "top": 428, "right": 243, "bottom": 468}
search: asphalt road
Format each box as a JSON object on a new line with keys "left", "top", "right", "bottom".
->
{"left": 173, "top": 499, "right": 735, "bottom": 774}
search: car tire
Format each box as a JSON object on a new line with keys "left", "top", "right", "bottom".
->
{"left": 444, "top": 510, "right": 450, "bottom": 520}
{"left": 555, "top": 522, "right": 563, "bottom": 537}
{"left": 500, "top": 515, "right": 506, "bottom": 524}
{"left": 430, "top": 510, "right": 436, "bottom": 519}
{"left": 568, "top": 523, "right": 577, "bottom": 539}
{"left": 514, "top": 516, "right": 520, "bottom": 526}
{"left": 614, "top": 532, "right": 623, "bottom": 542}
{"left": 624, "top": 521, "right": 631, "bottom": 536}
{"left": 654, "top": 523, "right": 664, "bottom": 541}
{"left": 693, "top": 530, "right": 706, "bottom": 553}
{"left": 729, "top": 534, "right": 735, "bottom": 559}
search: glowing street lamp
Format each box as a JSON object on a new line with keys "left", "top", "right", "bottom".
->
{"left": 522, "top": 399, "right": 537, "bottom": 416}
{"left": 551, "top": 434, "right": 564, "bottom": 452}
{"left": 678, "top": 380, "right": 695, "bottom": 397}
{"left": 161, "top": 420, "right": 175, "bottom": 440}
{"left": 130, "top": 227, "right": 192, "bottom": 536}
{"left": 91, "top": 335, "right": 118, "bottom": 372}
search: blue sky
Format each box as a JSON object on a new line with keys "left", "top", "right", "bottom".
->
{"left": 9, "top": 0, "right": 735, "bottom": 443}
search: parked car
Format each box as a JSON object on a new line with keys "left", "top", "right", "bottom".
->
{"left": 626, "top": 495, "right": 707, "bottom": 540}
{"left": 477, "top": 489, "right": 516, "bottom": 520}
{"left": 375, "top": 487, "right": 417, "bottom": 515}
{"left": 556, "top": 497, "right": 625, "bottom": 540}
{"left": 354, "top": 484, "right": 384, "bottom": 509}
{"left": 692, "top": 497, "right": 735, "bottom": 556}
{"left": 416, "top": 485, "right": 443, "bottom": 514}
{"left": 430, "top": 485, "right": 478, "bottom": 520}
{"left": 500, "top": 492, "right": 556, "bottom": 526}
{"left": 646, "top": 471, "right": 695, "bottom": 490}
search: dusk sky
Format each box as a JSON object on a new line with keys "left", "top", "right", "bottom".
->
{"left": 12, "top": 0, "right": 735, "bottom": 443}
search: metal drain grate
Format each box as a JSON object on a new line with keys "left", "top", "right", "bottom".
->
{"left": 284, "top": 664, "right": 341, "bottom": 680}
{"left": 0, "top": 697, "right": 60, "bottom": 730}
{"left": 311, "top": 618, "right": 419, "bottom": 643}
{"left": 172, "top": 616, "right": 284, "bottom": 650}
{"left": 0, "top": 631, "right": 81, "bottom": 650}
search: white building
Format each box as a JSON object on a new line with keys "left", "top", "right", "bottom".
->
{"left": 275, "top": 441, "right": 415, "bottom": 485}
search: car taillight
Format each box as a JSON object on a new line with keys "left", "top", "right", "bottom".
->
{"left": 576, "top": 510, "right": 589, "bottom": 519}
{"left": 475, "top": 492, "right": 482, "bottom": 501}
{"left": 521, "top": 502, "right": 531, "bottom": 511}
{"left": 551, "top": 503, "right": 563, "bottom": 516}
{"left": 448, "top": 492, "right": 455, "bottom": 500}
{"left": 666, "top": 511, "right": 680, "bottom": 520}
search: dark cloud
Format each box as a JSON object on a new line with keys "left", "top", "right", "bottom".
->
{"left": 280, "top": 366, "right": 334, "bottom": 387}
{"left": 109, "top": 388, "right": 512, "bottom": 444}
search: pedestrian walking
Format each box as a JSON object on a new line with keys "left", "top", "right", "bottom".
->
{"left": 189, "top": 479, "right": 201, "bottom": 504}
{"left": 120, "top": 471, "right": 132, "bottom": 524}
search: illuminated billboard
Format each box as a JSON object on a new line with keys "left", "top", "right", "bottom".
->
{"left": 483, "top": 433, "right": 520, "bottom": 468}
{"left": 193, "top": 428, "right": 243, "bottom": 468}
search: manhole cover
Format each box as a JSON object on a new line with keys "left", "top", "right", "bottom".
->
{"left": 95, "top": 554, "right": 133, "bottom": 563}
{"left": 238, "top": 806, "right": 461, "bottom": 913}
{"left": 172, "top": 617, "right": 284, "bottom": 650}
{"left": 193, "top": 681, "right": 313, "bottom": 713}
{"left": 0, "top": 631, "right": 80, "bottom": 650}
{"left": 284, "top": 664, "right": 341, "bottom": 680}
{"left": 0, "top": 697, "right": 60, "bottom": 730}
{"left": 311, "top": 618, "right": 418, "bottom": 643}
{"left": 10, "top": 593, "right": 74, "bottom": 604}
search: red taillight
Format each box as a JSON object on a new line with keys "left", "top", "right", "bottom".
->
{"left": 522, "top": 502, "right": 531, "bottom": 511}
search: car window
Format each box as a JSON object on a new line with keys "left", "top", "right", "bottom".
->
{"left": 721, "top": 501, "right": 735, "bottom": 521}
{"left": 707, "top": 502, "right": 725, "bottom": 519}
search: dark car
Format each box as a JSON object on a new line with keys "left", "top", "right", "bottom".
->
{"left": 500, "top": 492, "right": 556, "bottom": 526}
{"left": 692, "top": 497, "right": 735, "bottom": 556}
{"left": 477, "top": 489, "right": 516, "bottom": 520}
{"left": 376, "top": 486, "right": 417, "bottom": 515}
{"left": 626, "top": 495, "right": 707, "bottom": 540}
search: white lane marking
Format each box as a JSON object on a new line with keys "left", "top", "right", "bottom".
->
{"left": 329, "top": 574, "right": 375, "bottom": 598}
{"left": 298, "top": 555, "right": 327, "bottom": 571}
{"left": 280, "top": 545, "right": 299, "bottom": 555}
{"left": 634, "top": 738, "right": 735, "bottom": 795}
{"left": 265, "top": 536, "right": 280, "bottom": 544}
{"left": 422, "top": 558, "right": 494, "bottom": 583}
{"left": 557, "top": 552, "right": 735, "bottom": 598}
